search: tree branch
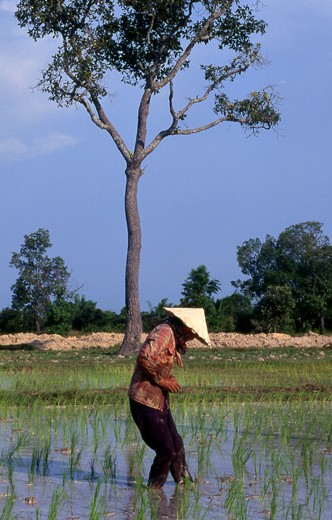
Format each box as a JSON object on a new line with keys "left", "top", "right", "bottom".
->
{"left": 133, "top": 86, "right": 153, "bottom": 158}
{"left": 153, "top": 5, "right": 228, "bottom": 91}
{"left": 76, "top": 95, "right": 132, "bottom": 163}
{"left": 173, "top": 116, "right": 246, "bottom": 135}
{"left": 168, "top": 80, "right": 177, "bottom": 123}
{"left": 139, "top": 46, "right": 266, "bottom": 161}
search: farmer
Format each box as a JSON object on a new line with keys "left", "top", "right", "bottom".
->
{"left": 128, "top": 307, "right": 210, "bottom": 489}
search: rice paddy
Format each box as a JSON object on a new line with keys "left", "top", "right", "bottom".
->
{"left": 0, "top": 345, "right": 331, "bottom": 519}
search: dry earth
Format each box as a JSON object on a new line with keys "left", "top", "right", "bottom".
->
{"left": 0, "top": 331, "right": 331, "bottom": 351}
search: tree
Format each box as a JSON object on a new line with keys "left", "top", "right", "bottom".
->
{"left": 254, "top": 285, "right": 295, "bottom": 333}
{"left": 15, "top": 1, "right": 280, "bottom": 353}
{"left": 0, "top": 307, "right": 24, "bottom": 333}
{"left": 235, "top": 234, "right": 279, "bottom": 298}
{"left": 180, "top": 264, "right": 221, "bottom": 327}
{"left": 236, "top": 222, "right": 332, "bottom": 333}
{"left": 70, "top": 295, "right": 113, "bottom": 331}
{"left": 141, "top": 298, "right": 171, "bottom": 332}
{"left": 44, "top": 299, "right": 73, "bottom": 334}
{"left": 10, "top": 229, "right": 73, "bottom": 332}
{"left": 276, "top": 222, "right": 332, "bottom": 333}
{"left": 216, "top": 293, "right": 253, "bottom": 332}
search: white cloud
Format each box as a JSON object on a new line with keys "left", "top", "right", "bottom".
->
{"left": 0, "top": 14, "right": 79, "bottom": 155}
{"left": 0, "top": 33, "right": 61, "bottom": 123}
{"left": 0, "top": 133, "right": 79, "bottom": 161}
{"left": 1, "top": 6, "right": 58, "bottom": 90}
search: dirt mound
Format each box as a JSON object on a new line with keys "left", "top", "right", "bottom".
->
{"left": 0, "top": 331, "right": 331, "bottom": 351}
{"left": 208, "top": 332, "right": 332, "bottom": 349}
{"left": 0, "top": 332, "right": 124, "bottom": 350}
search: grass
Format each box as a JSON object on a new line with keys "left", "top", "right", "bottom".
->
{"left": 0, "top": 345, "right": 331, "bottom": 405}
{"left": 6, "top": 338, "right": 332, "bottom": 520}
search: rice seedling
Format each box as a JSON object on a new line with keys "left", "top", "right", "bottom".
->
{"left": 101, "top": 443, "right": 117, "bottom": 482}
{"left": 29, "top": 446, "right": 41, "bottom": 482}
{"left": 224, "top": 479, "right": 248, "bottom": 519}
{"left": 197, "top": 434, "right": 215, "bottom": 475}
{"left": 68, "top": 429, "right": 84, "bottom": 480}
{"left": 177, "top": 479, "right": 204, "bottom": 520}
{"left": 3, "top": 457, "right": 15, "bottom": 496}
{"left": 89, "top": 478, "right": 107, "bottom": 520}
{"left": 87, "top": 457, "right": 99, "bottom": 480}
{"left": 28, "top": 434, "right": 53, "bottom": 482}
{"left": 134, "top": 440, "right": 147, "bottom": 472}
{"left": 311, "top": 475, "right": 327, "bottom": 520}
{"left": 0, "top": 347, "right": 331, "bottom": 518}
{"left": 132, "top": 474, "right": 148, "bottom": 516}
{"left": 0, "top": 489, "right": 15, "bottom": 520}
{"left": 6, "top": 430, "right": 28, "bottom": 462}
{"left": 231, "top": 431, "right": 253, "bottom": 481}
{"left": 47, "top": 485, "right": 66, "bottom": 520}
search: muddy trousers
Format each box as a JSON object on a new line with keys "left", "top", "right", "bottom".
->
{"left": 129, "top": 398, "right": 192, "bottom": 488}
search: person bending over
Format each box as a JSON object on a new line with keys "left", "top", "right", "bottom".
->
{"left": 128, "top": 307, "right": 210, "bottom": 490}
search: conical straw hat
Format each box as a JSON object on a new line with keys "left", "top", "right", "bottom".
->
{"left": 163, "top": 307, "right": 210, "bottom": 346}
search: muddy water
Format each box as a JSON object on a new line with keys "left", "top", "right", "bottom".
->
{"left": 0, "top": 402, "right": 331, "bottom": 519}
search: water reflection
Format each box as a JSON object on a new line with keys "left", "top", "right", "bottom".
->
{"left": 0, "top": 403, "right": 331, "bottom": 519}
{"left": 148, "top": 487, "right": 185, "bottom": 519}
{"left": 121, "top": 483, "right": 191, "bottom": 520}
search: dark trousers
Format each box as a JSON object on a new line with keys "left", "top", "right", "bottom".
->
{"left": 129, "top": 398, "right": 191, "bottom": 488}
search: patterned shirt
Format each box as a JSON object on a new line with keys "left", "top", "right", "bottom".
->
{"left": 128, "top": 323, "right": 181, "bottom": 411}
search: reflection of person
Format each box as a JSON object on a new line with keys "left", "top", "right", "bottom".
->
{"left": 128, "top": 307, "right": 210, "bottom": 490}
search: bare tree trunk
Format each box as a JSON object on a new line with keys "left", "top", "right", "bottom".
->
{"left": 120, "top": 165, "right": 143, "bottom": 355}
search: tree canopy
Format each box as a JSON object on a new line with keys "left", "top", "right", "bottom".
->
{"left": 236, "top": 222, "right": 332, "bottom": 333}
{"left": 181, "top": 264, "right": 220, "bottom": 305}
{"left": 16, "top": 0, "right": 279, "bottom": 136}
{"left": 15, "top": 0, "right": 280, "bottom": 353}
{"left": 10, "top": 229, "right": 73, "bottom": 332}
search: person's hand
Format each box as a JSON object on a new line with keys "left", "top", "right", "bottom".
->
{"left": 158, "top": 377, "right": 181, "bottom": 393}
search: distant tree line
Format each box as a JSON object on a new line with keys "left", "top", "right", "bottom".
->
{"left": 1, "top": 222, "right": 332, "bottom": 335}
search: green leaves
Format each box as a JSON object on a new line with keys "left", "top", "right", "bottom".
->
{"left": 15, "top": 1, "right": 280, "bottom": 116}
{"left": 9, "top": 229, "right": 73, "bottom": 332}
{"left": 236, "top": 222, "right": 332, "bottom": 332}
{"left": 214, "top": 88, "right": 281, "bottom": 133}
{"left": 213, "top": 2, "right": 267, "bottom": 52}
{"left": 180, "top": 265, "right": 221, "bottom": 329}
{"left": 181, "top": 264, "right": 221, "bottom": 307}
{"left": 14, "top": 1, "right": 281, "bottom": 345}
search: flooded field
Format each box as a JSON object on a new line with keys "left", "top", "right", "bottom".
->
{"left": 0, "top": 401, "right": 331, "bottom": 519}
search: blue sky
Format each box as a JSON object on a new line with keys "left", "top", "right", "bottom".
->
{"left": 1, "top": 1, "right": 331, "bottom": 312}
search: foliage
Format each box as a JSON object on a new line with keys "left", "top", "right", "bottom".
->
{"left": 15, "top": 1, "right": 278, "bottom": 119}
{"left": 141, "top": 298, "right": 170, "bottom": 332}
{"left": 70, "top": 296, "right": 126, "bottom": 332}
{"left": 70, "top": 296, "right": 107, "bottom": 331}
{"left": 9, "top": 229, "right": 73, "bottom": 332}
{"left": 236, "top": 222, "right": 332, "bottom": 333}
{"left": 181, "top": 265, "right": 220, "bottom": 306}
{"left": 4, "top": 243, "right": 332, "bottom": 335}
{"left": 140, "top": 275, "right": 254, "bottom": 333}
{"left": 216, "top": 293, "right": 254, "bottom": 332}
{"left": 44, "top": 299, "right": 74, "bottom": 334}
{"left": 254, "top": 285, "right": 295, "bottom": 333}
{"left": 180, "top": 265, "right": 221, "bottom": 329}
{"left": 15, "top": 0, "right": 281, "bottom": 354}
{"left": 0, "top": 307, "right": 24, "bottom": 333}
